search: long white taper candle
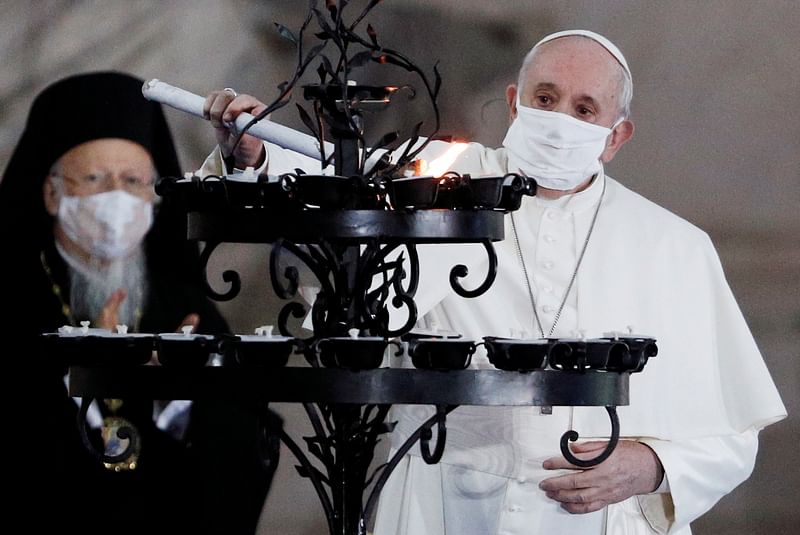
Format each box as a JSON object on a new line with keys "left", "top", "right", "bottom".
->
{"left": 142, "top": 79, "right": 333, "bottom": 161}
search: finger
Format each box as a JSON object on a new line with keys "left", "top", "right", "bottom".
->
{"left": 204, "top": 90, "right": 232, "bottom": 121}
{"left": 559, "top": 500, "right": 607, "bottom": 515}
{"left": 208, "top": 92, "right": 235, "bottom": 128}
{"left": 542, "top": 477, "right": 608, "bottom": 512}
{"left": 539, "top": 471, "right": 586, "bottom": 492}
{"left": 203, "top": 92, "right": 216, "bottom": 120}
{"left": 544, "top": 486, "right": 602, "bottom": 506}
{"left": 543, "top": 441, "right": 610, "bottom": 470}
{"left": 97, "top": 289, "right": 127, "bottom": 330}
{"left": 176, "top": 313, "right": 200, "bottom": 333}
{"left": 251, "top": 102, "right": 268, "bottom": 118}
{"left": 543, "top": 455, "right": 571, "bottom": 470}
{"left": 220, "top": 94, "right": 267, "bottom": 123}
{"left": 568, "top": 441, "right": 609, "bottom": 454}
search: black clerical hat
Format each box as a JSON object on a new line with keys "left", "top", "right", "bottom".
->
{"left": 0, "top": 71, "right": 182, "bottom": 248}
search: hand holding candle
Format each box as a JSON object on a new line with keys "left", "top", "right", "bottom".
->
{"left": 142, "top": 79, "right": 399, "bottom": 172}
{"left": 142, "top": 79, "right": 332, "bottom": 161}
{"left": 203, "top": 88, "right": 269, "bottom": 169}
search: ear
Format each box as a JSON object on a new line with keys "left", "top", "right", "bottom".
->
{"left": 600, "top": 119, "right": 634, "bottom": 163}
{"left": 505, "top": 84, "right": 518, "bottom": 121}
{"left": 43, "top": 175, "right": 61, "bottom": 216}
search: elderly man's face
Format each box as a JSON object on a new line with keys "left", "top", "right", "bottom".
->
{"left": 42, "top": 138, "right": 157, "bottom": 264}
{"left": 518, "top": 38, "right": 623, "bottom": 126}
{"left": 508, "top": 37, "right": 633, "bottom": 164}
{"left": 44, "top": 138, "right": 156, "bottom": 207}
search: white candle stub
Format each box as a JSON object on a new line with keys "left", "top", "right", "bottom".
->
{"left": 429, "top": 318, "right": 440, "bottom": 335}
{"left": 116, "top": 324, "right": 129, "bottom": 335}
{"left": 80, "top": 320, "right": 90, "bottom": 334}
{"left": 254, "top": 325, "right": 274, "bottom": 338}
{"left": 181, "top": 325, "right": 194, "bottom": 336}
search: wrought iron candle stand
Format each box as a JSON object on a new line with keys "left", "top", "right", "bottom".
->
{"left": 59, "top": 3, "right": 657, "bottom": 535}
{"left": 60, "top": 177, "right": 655, "bottom": 534}
{"left": 169, "top": 135, "right": 525, "bottom": 535}
{"left": 162, "top": 186, "right": 648, "bottom": 535}
{"left": 64, "top": 170, "right": 653, "bottom": 535}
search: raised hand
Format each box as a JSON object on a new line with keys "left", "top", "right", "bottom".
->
{"left": 175, "top": 313, "right": 200, "bottom": 334}
{"left": 203, "top": 89, "right": 268, "bottom": 170}
{"left": 96, "top": 288, "right": 128, "bottom": 330}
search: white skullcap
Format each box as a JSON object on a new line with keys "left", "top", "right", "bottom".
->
{"left": 534, "top": 29, "right": 632, "bottom": 83}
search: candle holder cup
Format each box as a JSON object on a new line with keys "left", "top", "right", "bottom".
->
{"left": 482, "top": 336, "right": 550, "bottom": 371}
{"left": 156, "top": 333, "right": 217, "bottom": 367}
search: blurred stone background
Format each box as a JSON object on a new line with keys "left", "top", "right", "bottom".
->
{"left": 1, "top": 1, "right": 796, "bottom": 534}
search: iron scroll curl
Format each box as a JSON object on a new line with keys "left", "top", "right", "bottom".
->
{"left": 449, "top": 240, "right": 498, "bottom": 298}
{"left": 559, "top": 405, "right": 620, "bottom": 468}
{"left": 77, "top": 397, "right": 139, "bottom": 465}
{"left": 198, "top": 240, "right": 242, "bottom": 301}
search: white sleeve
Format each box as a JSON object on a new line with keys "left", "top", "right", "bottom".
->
{"left": 262, "top": 141, "right": 326, "bottom": 175}
{"left": 636, "top": 429, "right": 759, "bottom": 533}
{"left": 195, "top": 142, "right": 326, "bottom": 178}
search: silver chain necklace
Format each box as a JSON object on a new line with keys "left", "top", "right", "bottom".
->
{"left": 510, "top": 178, "right": 606, "bottom": 338}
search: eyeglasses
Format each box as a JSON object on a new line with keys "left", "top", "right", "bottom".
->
{"left": 52, "top": 171, "right": 156, "bottom": 196}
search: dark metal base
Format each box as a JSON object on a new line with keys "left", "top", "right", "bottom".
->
{"left": 187, "top": 209, "right": 505, "bottom": 244}
{"left": 69, "top": 364, "right": 626, "bottom": 534}
{"left": 68, "top": 366, "right": 629, "bottom": 406}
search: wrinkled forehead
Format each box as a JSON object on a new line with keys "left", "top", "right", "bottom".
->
{"left": 534, "top": 30, "right": 631, "bottom": 80}
{"left": 522, "top": 38, "right": 625, "bottom": 96}
{"left": 54, "top": 138, "right": 155, "bottom": 174}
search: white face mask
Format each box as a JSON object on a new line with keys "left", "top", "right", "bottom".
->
{"left": 57, "top": 189, "right": 153, "bottom": 260}
{"left": 502, "top": 103, "right": 619, "bottom": 191}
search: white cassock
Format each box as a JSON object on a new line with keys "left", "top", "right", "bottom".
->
{"left": 199, "top": 141, "right": 786, "bottom": 534}
{"left": 371, "top": 142, "right": 786, "bottom": 535}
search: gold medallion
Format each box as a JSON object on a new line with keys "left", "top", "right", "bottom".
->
{"left": 100, "top": 416, "right": 141, "bottom": 471}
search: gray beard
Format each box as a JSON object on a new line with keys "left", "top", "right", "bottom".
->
{"left": 66, "top": 249, "right": 148, "bottom": 329}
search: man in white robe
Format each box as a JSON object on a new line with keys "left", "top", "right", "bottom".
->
{"left": 201, "top": 29, "right": 786, "bottom": 535}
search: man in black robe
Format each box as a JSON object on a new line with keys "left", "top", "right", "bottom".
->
{"left": 0, "top": 71, "right": 280, "bottom": 535}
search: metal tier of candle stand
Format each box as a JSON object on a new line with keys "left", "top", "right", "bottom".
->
{"left": 64, "top": 183, "right": 650, "bottom": 535}
{"left": 62, "top": 6, "right": 655, "bottom": 533}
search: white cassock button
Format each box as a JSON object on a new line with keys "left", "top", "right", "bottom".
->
{"left": 542, "top": 286, "right": 554, "bottom": 294}
{"left": 517, "top": 476, "right": 527, "bottom": 484}
{"left": 543, "top": 234, "right": 555, "bottom": 243}
{"left": 542, "top": 305, "right": 554, "bottom": 314}
{"left": 508, "top": 505, "right": 522, "bottom": 512}
{"left": 546, "top": 211, "right": 557, "bottom": 220}
{"left": 542, "top": 261, "right": 554, "bottom": 270}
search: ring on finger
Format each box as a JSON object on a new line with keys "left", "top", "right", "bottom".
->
{"left": 223, "top": 87, "right": 238, "bottom": 98}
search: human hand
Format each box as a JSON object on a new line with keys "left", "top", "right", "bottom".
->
{"left": 176, "top": 313, "right": 200, "bottom": 333}
{"left": 96, "top": 289, "right": 128, "bottom": 330}
{"left": 203, "top": 89, "right": 267, "bottom": 169}
{"left": 539, "top": 440, "right": 664, "bottom": 514}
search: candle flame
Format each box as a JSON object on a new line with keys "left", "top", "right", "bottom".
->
{"left": 422, "top": 143, "right": 468, "bottom": 177}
